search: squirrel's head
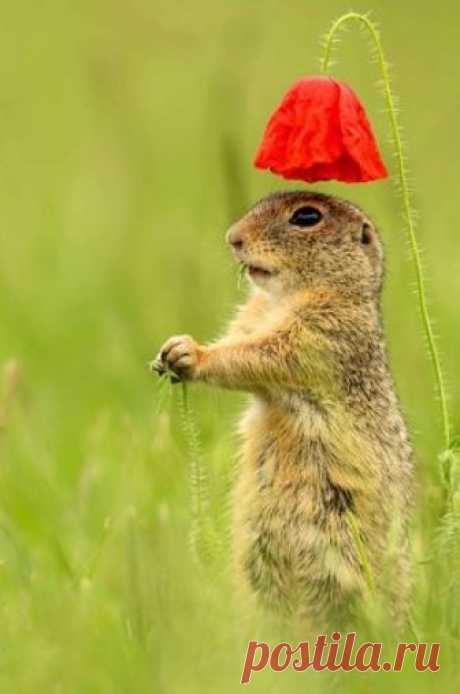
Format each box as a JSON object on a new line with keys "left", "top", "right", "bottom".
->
{"left": 226, "top": 191, "right": 383, "bottom": 300}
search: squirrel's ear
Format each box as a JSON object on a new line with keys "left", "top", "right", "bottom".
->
{"left": 360, "top": 222, "right": 374, "bottom": 245}
{"left": 351, "top": 221, "right": 374, "bottom": 245}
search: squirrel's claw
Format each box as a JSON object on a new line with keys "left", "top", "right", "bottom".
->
{"left": 148, "top": 357, "right": 164, "bottom": 375}
{"left": 148, "top": 357, "right": 181, "bottom": 384}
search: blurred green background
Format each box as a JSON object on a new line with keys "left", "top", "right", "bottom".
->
{"left": 0, "top": 0, "right": 459, "bottom": 691}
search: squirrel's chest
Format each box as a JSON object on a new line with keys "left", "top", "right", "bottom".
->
{"left": 236, "top": 396, "right": 354, "bottom": 522}
{"left": 238, "top": 396, "right": 333, "bottom": 495}
{"left": 233, "top": 399, "right": 362, "bottom": 609}
{"left": 239, "top": 394, "right": 329, "bottom": 445}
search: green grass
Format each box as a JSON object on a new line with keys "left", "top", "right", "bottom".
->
{"left": 0, "top": 1, "right": 459, "bottom": 691}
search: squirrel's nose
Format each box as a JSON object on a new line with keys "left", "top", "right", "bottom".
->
{"left": 226, "top": 224, "right": 244, "bottom": 250}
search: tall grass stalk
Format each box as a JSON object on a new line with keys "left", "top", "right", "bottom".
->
{"left": 178, "top": 382, "right": 212, "bottom": 564}
{"left": 150, "top": 366, "right": 218, "bottom": 564}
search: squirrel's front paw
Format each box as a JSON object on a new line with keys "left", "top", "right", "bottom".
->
{"left": 153, "top": 335, "right": 203, "bottom": 382}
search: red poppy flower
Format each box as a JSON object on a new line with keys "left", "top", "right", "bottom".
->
{"left": 254, "top": 76, "right": 388, "bottom": 184}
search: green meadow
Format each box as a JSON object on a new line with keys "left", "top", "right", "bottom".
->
{"left": 0, "top": 1, "right": 459, "bottom": 691}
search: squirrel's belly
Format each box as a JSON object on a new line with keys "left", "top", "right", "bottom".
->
{"left": 233, "top": 398, "right": 364, "bottom": 616}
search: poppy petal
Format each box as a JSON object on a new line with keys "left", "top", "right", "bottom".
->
{"left": 254, "top": 76, "right": 388, "bottom": 184}
{"left": 337, "top": 82, "right": 388, "bottom": 181}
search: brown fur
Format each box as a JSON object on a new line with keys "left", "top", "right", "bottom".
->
{"left": 155, "top": 191, "right": 414, "bottom": 628}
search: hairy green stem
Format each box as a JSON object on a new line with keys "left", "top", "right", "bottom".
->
{"left": 321, "top": 12, "right": 451, "bottom": 450}
{"left": 179, "top": 382, "right": 210, "bottom": 563}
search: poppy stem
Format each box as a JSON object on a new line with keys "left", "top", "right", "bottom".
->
{"left": 321, "top": 12, "right": 451, "bottom": 452}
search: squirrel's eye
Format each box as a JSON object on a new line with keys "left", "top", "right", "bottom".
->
{"left": 289, "top": 206, "right": 323, "bottom": 227}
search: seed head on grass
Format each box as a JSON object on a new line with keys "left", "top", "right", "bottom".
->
{"left": 148, "top": 359, "right": 220, "bottom": 566}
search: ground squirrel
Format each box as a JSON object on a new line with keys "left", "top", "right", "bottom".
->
{"left": 154, "top": 191, "right": 414, "bottom": 628}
